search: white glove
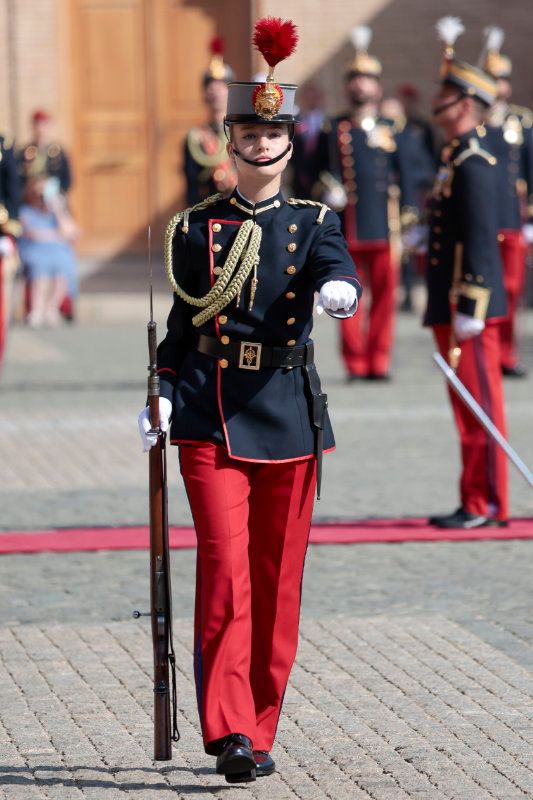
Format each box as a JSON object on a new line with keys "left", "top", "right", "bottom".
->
{"left": 137, "top": 397, "right": 172, "bottom": 452}
{"left": 402, "top": 224, "right": 429, "bottom": 254}
{"left": 322, "top": 185, "right": 348, "bottom": 212}
{"left": 0, "top": 236, "right": 15, "bottom": 257}
{"left": 521, "top": 223, "right": 533, "bottom": 245}
{"left": 454, "top": 312, "right": 485, "bottom": 342}
{"left": 316, "top": 280, "right": 358, "bottom": 318}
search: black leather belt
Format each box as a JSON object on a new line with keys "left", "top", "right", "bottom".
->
{"left": 196, "top": 334, "right": 327, "bottom": 500}
{"left": 197, "top": 334, "right": 314, "bottom": 370}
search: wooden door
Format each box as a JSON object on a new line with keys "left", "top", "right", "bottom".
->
{"left": 71, "top": 0, "right": 151, "bottom": 253}
{"left": 69, "top": 0, "right": 251, "bottom": 255}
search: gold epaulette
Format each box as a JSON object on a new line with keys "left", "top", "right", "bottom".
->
{"left": 167, "top": 193, "right": 222, "bottom": 235}
{"left": 454, "top": 138, "right": 497, "bottom": 167}
{"left": 287, "top": 198, "right": 330, "bottom": 224}
{"left": 509, "top": 104, "right": 533, "bottom": 128}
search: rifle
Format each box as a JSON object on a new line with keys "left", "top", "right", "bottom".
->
{"left": 133, "top": 228, "right": 180, "bottom": 759}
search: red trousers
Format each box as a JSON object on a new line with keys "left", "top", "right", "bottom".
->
{"left": 178, "top": 442, "right": 316, "bottom": 754}
{"left": 498, "top": 229, "right": 527, "bottom": 369}
{"left": 433, "top": 324, "right": 508, "bottom": 520}
{"left": 341, "top": 244, "right": 395, "bottom": 376}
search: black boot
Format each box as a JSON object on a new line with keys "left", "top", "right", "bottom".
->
{"left": 430, "top": 507, "right": 508, "bottom": 529}
{"left": 215, "top": 734, "right": 256, "bottom": 783}
{"left": 254, "top": 750, "right": 276, "bottom": 777}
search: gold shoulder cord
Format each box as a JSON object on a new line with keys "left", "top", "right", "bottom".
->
{"left": 164, "top": 194, "right": 262, "bottom": 326}
{"left": 287, "top": 198, "right": 329, "bottom": 225}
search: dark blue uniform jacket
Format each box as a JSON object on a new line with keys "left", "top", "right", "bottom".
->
{"left": 157, "top": 189, "right": 362, "bottom": 462}
{"left": 424, "top": 131, "right": 506, "bottom": 326}
{"left": 0, "top": 135, "right": 21, "bottom": 220}
{"left": 484, "top": 109, "right": 533, "bottom": 230}
{"left": 316, "top": 115, "right": 419, "bottom": 242}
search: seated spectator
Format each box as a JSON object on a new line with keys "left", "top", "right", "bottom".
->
{"left": 18, "top": 176, "right": 78, "bottom": 328}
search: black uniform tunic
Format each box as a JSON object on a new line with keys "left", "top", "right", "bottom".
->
{"left": 315, "top": 115, "right": 419, "bottom": 241}
{"left": 157, "top": 189, "right": 362, "bottom": 462}
{"left": 484, "top": 107, "right": 533, "bottom": 229}
{"left": 424, "top": 130, "right": 506, "bottom": 326}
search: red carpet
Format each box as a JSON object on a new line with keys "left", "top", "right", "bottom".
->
{"left": 0, "top": 518, "right": 532, "bottom": 554}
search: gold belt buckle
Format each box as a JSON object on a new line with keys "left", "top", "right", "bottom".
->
{"left": 239, "top": 341, "right": 262, "bottom": 370}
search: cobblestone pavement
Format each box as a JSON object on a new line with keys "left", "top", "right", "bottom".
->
{"left": 1, "top": 263, "right": 533, "bottom": 797}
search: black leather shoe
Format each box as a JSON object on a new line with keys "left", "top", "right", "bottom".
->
{"left": 431, "top": 507, "right": 508, "bottom": 529}
{"left": 502, "top": 364, "right": 527, "bottom": 378}
{"left": 429, "top": 507, "right": 463, "bottom": 525}
{"left": 367, "top": 372, "right": 391, "bottom": 381}
{"left": 254, "top": 750, "right": 275, "bottom": 777}
{"left": 215, "top": 734, "right": 256, "bottom": 783}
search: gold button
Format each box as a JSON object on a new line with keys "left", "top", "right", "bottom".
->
{"left": 286, "top": 265, "right": 297, "bottom": 275}
{"left": 287, "top": 339, "right": 296, "bottom": 346}
{"left": 465, "top": 273, "right": 473, "bottom": 280}
{"left": 274, "top": 200, "right": 281, "bottom": 208}
{"left": 287, "top": 317, "right": 296, "bottom": 325}
{"left": 433, "top": 242, "right": 441, "bottom": 250}
{"left": 288, "top": 224, "right": 297, "bottom": 233}
{"left": 286, "top": 291, "right": 296, "bottom": 299}
{"left": 430, "top": 258, "right": 438, "bottom": 265}
{"left": 213, "top": 266, "right": 222, "bottom": 275}
{"left": 433, "top": 226, "right": 442, "bottom": 234}
{"left": 230, "top": 197, "right": 237, "bottom": 205}
{"left": 212, "top": 223, "right": 222, "bottom": 232}
{"left": 212, "top": 243, "right": 222, "bottom": 253}
{"left": 220, "top": 358, "right": 229, "bottom": 368}
{"left": 218, "top": 314, "right": 228, "bottom": 324}
{"left": 220, "top": 335, "right": 230, "bottom": 345}
{"left": 497, "top": 233, "right": 505, "bottom": 242}
{"left": 476, "top": 275, "right": 484, "bottom": 283}
{"left": 287, "top": 243, "right": 297, "bottom": 253}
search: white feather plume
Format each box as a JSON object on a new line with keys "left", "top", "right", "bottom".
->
{"left": 351, "top": 26, "right": 372, "bottom": 52}
{"left": 484, "top": 26, "right": 504, "bottom": 53}
{"left": 436, "top": 16, "right": 465, "bottom": 47}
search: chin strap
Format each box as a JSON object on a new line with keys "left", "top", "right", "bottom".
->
{"left": 232, "top": 142, "right": 292, "bottom": 167}
{"left": 432, "top": 94, "right": 464, "bottom": 117}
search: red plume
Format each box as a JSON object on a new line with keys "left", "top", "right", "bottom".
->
{"left": 253, "top": 17, "right": 298, "bottom": 68}
{"left": 210, "top": 36, "right": 225, "bottom": 56}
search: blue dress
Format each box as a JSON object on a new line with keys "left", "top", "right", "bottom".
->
{"left": 18, "top": 204, "right": 77, "bottom": 287}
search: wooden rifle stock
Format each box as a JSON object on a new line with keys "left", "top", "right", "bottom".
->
{"left": 147, "top": 318, "right": 179, "bottom": 760}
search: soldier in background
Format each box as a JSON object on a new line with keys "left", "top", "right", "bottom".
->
{"left": 18, "top": 110, "right": 72, "bottom": 195}
{"left": 315, "top": 26, "right": 419, "bottom": 381}
{"left": 426, "top": 18, "right": 508, "bottom": 529}
{"left": 183, "top": 38, "right": 237, "bottom": 206}
{"left": 290, "top": 81, "right": 325, "bottom": 199}
{"left": 0, "top": 131, "right": 22, "bottom": 369}
{"left": 380, "top": 92, "right": 436, "bottom": 312}
{"left": 482, "top": 26, "right": 533, "bottom": 378}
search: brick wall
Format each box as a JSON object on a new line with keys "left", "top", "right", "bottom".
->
{"left": 1, "top": 0, "right": 61, "bottom": 145}
{"left": 260, "top": 0, "right": 533, "bottom": 115}
{"left": 3, "top": 0, "right": 532, "bottom": 143}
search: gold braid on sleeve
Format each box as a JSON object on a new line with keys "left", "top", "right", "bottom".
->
{"left": 164, "top": 196, "right": 262, "bottom": 326}
{"left": 287, "top": 198, "right": 330, "bottom": 224}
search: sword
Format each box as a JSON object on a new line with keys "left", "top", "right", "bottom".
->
{"left": 433, "top": 351, "right": 533, "bottom": 488}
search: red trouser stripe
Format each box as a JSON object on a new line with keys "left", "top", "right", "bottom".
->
{"left": 178, "top": 442, "right": 316, "bottom": 753}
{"left": 433, "top": 324, "right": 508, "bottom": 520}
{"left": 341, "top": 245, "right": 395, "bottom": 376}
{"left": 498, "top": 230, "right": 527, "bottom": 369}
